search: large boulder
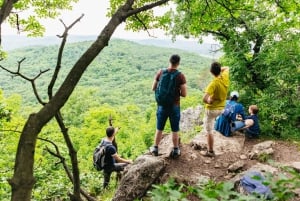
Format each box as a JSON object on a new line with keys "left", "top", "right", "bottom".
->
{"left": 112, "top": 155, "right": 166, "bottom": 201}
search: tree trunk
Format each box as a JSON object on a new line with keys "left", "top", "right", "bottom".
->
{"left": 8, "top": 4, "right": 131, "bottom": 201}
{"left": 0, "top": 0, "right": 19, "bottom": 45}
{"left": 9, "top": 15, "right": 122, "bottom": 201}
{"left": 8, "top": 114, "right": 41, "bottom": 201}
{"left": 8, "top": 0, "right": 170, "bottom": 200}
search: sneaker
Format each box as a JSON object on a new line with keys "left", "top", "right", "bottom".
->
{"left": 170, "top": 147, "right": 181, "bottom": 159}
{"left": 150, "top": 146, "right": 158, "bottom": 156}
{"left": 202, "top": 150, "right": 215, "bottom": 157}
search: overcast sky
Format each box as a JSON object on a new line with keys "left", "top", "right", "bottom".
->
{"left": 2, "top": 0, "right": 169, "bottom": 39}
{"left": 2, "top": 0, "right": 218, "bottom": 44}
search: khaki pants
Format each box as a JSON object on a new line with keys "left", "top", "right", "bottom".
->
{"left": 203, "top": 109, "right": 223, "bottom": 133}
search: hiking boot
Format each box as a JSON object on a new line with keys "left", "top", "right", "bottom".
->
{"left": 202, "top": 150, "right": 215, "bottom": 157}
{"left": 150, "top": 146, "right": 158, "bottom": 156}
{"left": 170, "top": 147, "right": 181, "bottom": 159}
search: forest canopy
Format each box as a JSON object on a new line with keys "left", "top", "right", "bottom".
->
{"left": 0, "top": 0, "right": 299, "bottom": 200}
{"left": 0, "top": 39, "right": 211, "bottom": 200}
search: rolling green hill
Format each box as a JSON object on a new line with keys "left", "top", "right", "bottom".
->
{"left": 0, "top": 38, "right": 212, "bottom": 109}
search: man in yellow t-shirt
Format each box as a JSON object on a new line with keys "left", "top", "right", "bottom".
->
{"left": 202, "top": 62, "right": 229, "bottom": 157}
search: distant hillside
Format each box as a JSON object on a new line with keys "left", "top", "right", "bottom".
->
{"left": 134, "top": 39, "right": 222, "bottom": 58}
{"left": 2, "top": 35, "right": 97, "bottom": 50}
{"left": 2, "top": 35, "right": 222, "bottom": 58}
{"left": 0, "top": 38, "right": 213, "bottom": 109}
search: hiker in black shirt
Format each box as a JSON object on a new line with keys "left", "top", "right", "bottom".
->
{"left": 101, "top": 126, "right": 132, "bottom": 188}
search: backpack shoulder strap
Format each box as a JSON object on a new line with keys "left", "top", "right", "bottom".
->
{"left": 173, "top": 70, "right": 181, "bottom": 77}
{"left": 158, "top": 68, "right": 168, "bottom": 80}
{"left": 161, "top": 68, "right": 180, "bottom": 75}
{"left": 168, "top": 69, "right": 180, "bottom": 77}
{"left": 98, "top": 140, "right": 112, "bottom": 148}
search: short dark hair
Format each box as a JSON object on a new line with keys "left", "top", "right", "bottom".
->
{"left": 170, "top": 54, "right": 180, "bottom": 65}
{"left": 106, "top": 126, "right": 115, "bottom": 137}
{"left": 210, "top": 62, "right": 221, "bottom": 76}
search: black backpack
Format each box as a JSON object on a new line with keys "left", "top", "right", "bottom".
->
{"left": 93, "top": 141, "right": 112, "bottom": 171}
{"left": 155, "top": 69, "right": 180, "bottom": 106}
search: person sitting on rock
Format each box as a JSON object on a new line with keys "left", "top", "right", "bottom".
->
{"left": 231, "top": 105, "right": 260, "bottom": 138}
{"left": 214, "top": 91, "right": 246, "bottom": 137}
{"left": 101, "top": 126, "right": 133, "bottom": 188}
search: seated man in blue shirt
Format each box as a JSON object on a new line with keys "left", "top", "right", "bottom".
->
{"left": 215, "top": 91, "right": 245, "bottom": 136}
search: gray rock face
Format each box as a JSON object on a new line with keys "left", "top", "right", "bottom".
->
{"left": 190, "top": 131, "right": 245, "bottom": 155}
{"left": 228, "top": 160, "right": 245, "bottom": 172}
{"left": 290, "top": 162, "right": 300, "bottom": 173}
{"left": 180, "top": 105, "right": 203, "bottom": 132}
{"left": 111, "top": 107, "right": 300, "bottom": 201}
{"left": 112, "top": 155, "right": 166, "bottom": 201}
{"left": 248, "top": 140, "right": 274, "bottom": 159}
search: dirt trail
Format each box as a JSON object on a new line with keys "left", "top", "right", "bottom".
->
{"left": 160, "top": 137, "right": 300, "bottom": 185}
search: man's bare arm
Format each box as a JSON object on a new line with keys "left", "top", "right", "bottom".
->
{"left": 244, "top": 119, "right": 254, "bottom": 128}
{"left": 180, "top": 83, "right": 187, "bottom": 97}
{"left": 152, "top": 79, "right": 158, "bottom": 91}
{"left": 221, "top": 66, "right": 229, "bottom": 72}
{"left": 112, "top": 154, "right": 132, "bottom": 164}
{"left": 203, "top": 93, "right": 213, "bottom": 104}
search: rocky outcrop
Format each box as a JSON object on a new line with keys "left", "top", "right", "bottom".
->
{"left": 112, "top": 132, "right": 247, "bottom": 200}
{"left": 190, "top": 131, "right": 245, "bottom": 155}
{"left": 112, "top": 134, "right": 300, "bottom": 201}
{"left": 112, "top": 155, "right": 165, "bottom": 201}
{"left": 248, "top": 140, "right": 274, "bottom": 159}
{"left": 112, "top": 134, "right": 177, "bottom": 201}
{"left": 228, "top": 160, "right": 245, "bottom": 172}
{"left": 180, "top": 105, "right": 203, "bottom": 132}
{"left": 290, "top": 162, "right": 300, "bottom": 172}
{"left": 111, "top": 106, "right": 300, "bottom": 201}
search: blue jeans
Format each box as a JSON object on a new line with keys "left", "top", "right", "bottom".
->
{"left": 156, "top": 105, "right": 180, "bottom": 132}
{"left": 231, "top": 121, "right": 246, "bottom": 132}
{"left": 231, "top": 121, "right": 258, "bottom": 138}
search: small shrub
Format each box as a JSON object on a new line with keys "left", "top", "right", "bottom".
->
{"left": 148, "top": 178, "right": 188, "bottom": 201}
{"left": 257, "top": 152, "right": 271, "bottom": 163}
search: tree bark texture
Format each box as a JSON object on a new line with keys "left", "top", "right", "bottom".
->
{"left": 0, "top": 0, "right": 19, "bottom": 45}
{"left": 9, "top": 8, "right": 124, "bottom": 201}
{"left": 8, "top": 0, "right": 170, "bottom": 200}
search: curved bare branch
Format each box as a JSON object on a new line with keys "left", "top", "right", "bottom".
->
{"left": 48, "top": 14, "right": 85, "bottom": 99}
{"left": 0, "top": 59, "right": 49, "bottom": 105}
{"left": 39, "top": 137, "right": 97, "bottom": 201}
{"left": 10, "top": 0, "right": 171, "bottom": 200}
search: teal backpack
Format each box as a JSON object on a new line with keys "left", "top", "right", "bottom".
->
{"left": 155, "top": 69, "right": 180, "bottom": 106}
